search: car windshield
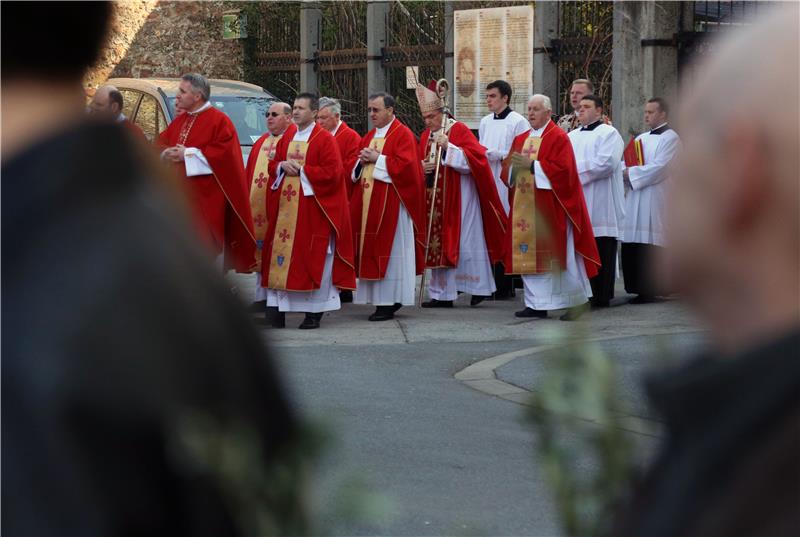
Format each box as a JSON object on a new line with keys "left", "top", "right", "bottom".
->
{"left": 169, "top": 96, "right": 274, "bottom": 145}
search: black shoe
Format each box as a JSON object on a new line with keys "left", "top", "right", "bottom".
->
{"left": 421, "top": 299, "right": 453, "bottom": 308}
{"left": 590, "top": 298, "right": 610, "bottom": 308}
{"left": 629, "top": 294, "right": 658, "bottom": 304}
{"left": 470, "top": 295, "right": 488, "bottom": 307}
{"left": 248, "top": 300, "right": 267, "bottom": 313}
{"left": 515, "top": 307, "right": 547, "bottom": 318}
{"left": 265, "top": 306, "right": 285, "bottom": 328}
{"left": 368, "top": 305, "right": 395, "bottom": 322}
{"left": 391, "top": 303, "right": 403, "bottom": 313}
{"left": 340, "top": 290, "right": 353, "bottom": 303}
{"left": 560, "top": 304, "right": 588, "bottom": 321}
{"left": 298, "top": 312, "right": 323, "bottom": 329}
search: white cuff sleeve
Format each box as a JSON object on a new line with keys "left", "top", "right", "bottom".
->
{"left": 184, "top": 147, "right": 213, "bottom": 177}
{"left": 299, "top": 167, "right": 315, "bottom": 196}
{"left": 372, "top": 155, "right": 391, "bottom": 183}
{"left": 272, "top": 164, "right": 285, "bottom": 190}
{"left": 533, "top": 161, "right": 552, "bottom": 190}
{"left": 444, "top": 143, "right": 471, "bottom": 174}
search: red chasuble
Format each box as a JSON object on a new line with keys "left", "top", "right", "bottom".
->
{"left": 500, "top": 120, "right": 600, "bottom": 278}
{"left": 350, "top": 119, "right": 427, "bottom": 279}
{"left": 245, "top": 125, "right": 296, "bottom": 272}
{"left": 261, "top": 124, "right": 356, "bottom": 292}
{"left": 418, "top": 121, "right": 507, "bottom": 268}
{"left": 122, "top": 119, "right": 148, "bottom": 144}
{"left": 158, "top": 106, "right": 256, "bottom": 272}
{"left": 334, "top": 121, "right": 362, "bottom": 200}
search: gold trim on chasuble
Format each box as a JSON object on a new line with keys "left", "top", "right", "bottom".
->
{"left": 510, "top": 136, "right": 542, "bottom": 274}
{"left": 357, "top": 137, "right": 387, "bottom": 275}
{"left": 267, "top": 140, "right": 308, "bottom": 289}
{"left": 250, "top": 134, "right": 282, "bottom": 271}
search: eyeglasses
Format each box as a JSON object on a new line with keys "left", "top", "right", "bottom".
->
{"left": 267, "top": 112, "right": 283, "bottom": 117}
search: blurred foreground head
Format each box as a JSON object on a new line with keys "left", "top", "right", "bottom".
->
{"left": 1, "top": 1, "right": 111, "bottom": 161}
{"left": 666, "top": 6, "right": 800, "bottom": 353}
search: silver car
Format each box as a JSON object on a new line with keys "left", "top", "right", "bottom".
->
{"left": 106, "top": 77, "right": 277, "bottom": 163}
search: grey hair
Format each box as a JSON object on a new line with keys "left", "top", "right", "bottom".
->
{"left": 318, "top": 96, "right": 341, "bottom": 116}
{"left": 529, "top": 94, "right": 552, "bottom": 111}
{"left": 181, "top": 73, "right": 210, "bottom": 101}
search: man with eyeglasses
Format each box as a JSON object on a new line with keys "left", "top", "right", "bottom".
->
{"left": 259, "top": 93, "right": 356, "bottom": 330}
{"left": 245, "top": 102, "right": 294, "bottom": 313}
{"left": 348, "top": 92, "right": 427, "bottom": 321}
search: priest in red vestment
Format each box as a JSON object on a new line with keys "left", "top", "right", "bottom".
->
{"left": 244, "top": 101, "right": 294, "bottom": 312}
{"left": 158, "top": 73, "right": 255, "bottom": 273}
{"left": 501, "top": 94, "right": 600, "bottom": 321}
{"left": 261, "top": 93, "right": 356, "bottom": 330}
{"left": 349, "top": 92, "right": 427, "bottom": 321}
{"left": 317, "top": 97, "right": 362, "bottom": 200}
{"left": 89, "top": 85, "right": 147, "bottom": 143}
{"left": 416, "top": 80, "right": 507, "bottom": 308}
{"left": 318, "top": 96, "right": 362, "bottom": 304}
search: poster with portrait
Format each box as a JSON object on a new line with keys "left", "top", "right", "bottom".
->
{"left": 453, "top": 5, "right": 534, "bottom": 129}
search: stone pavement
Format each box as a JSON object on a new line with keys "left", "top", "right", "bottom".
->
{"left": 229, "top": 272, "right": 704, "bottom": 349}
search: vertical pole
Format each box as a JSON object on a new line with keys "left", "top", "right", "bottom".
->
{"left": 300, "top": 0, "right": 321, "bottom": 93}
{"left": 532, "top": 1, "right": 557, "bottom": 102}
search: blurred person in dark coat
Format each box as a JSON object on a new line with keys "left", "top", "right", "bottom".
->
{"left": 1, "top": 2, "right": 298, "bottom": 535}
{"left": 615, "top": 6, "right": 799, "bottom": 536}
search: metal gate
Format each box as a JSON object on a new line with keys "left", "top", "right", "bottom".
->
{"left": 550, "top": 1, "right": 614, "bottom": 116}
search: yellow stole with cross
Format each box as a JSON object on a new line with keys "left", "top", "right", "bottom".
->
{"left": 510, "top": 136, "right": 542, "bottom": 274}
{"left": 357, "top": 136, "right": 387, "bottom": 271}
{"left": 267, "top": 140, "right": 308, "bottom": 290}
{"left": 249, "top": 133, "right": 283, "bottom": 271}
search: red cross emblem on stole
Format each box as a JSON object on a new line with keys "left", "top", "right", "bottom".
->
{"left": 282, "top": 184, "right": 297, "bottom": 201}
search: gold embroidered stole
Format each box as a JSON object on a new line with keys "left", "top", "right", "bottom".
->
{"left": 249, "top": 134, "right": 282, "bottom": 271}
{"left": 267, "top": 140, "right": 308, "bottom": 290}
{"left": 424, "top": 119, "right": 455, "bottom": 267}
{"left": 510, "top": 136, "right": 542, "bottom": 274}
{"left": 358, "top": 137, "right": 387, "bottom": 271}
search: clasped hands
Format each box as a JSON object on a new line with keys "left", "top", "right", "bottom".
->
{"left": 510, "top": 151, "right": 532, "bottom": 170}
{"left": 163, "top": 144, "right": 186, "bottom": 163}
{"left": 358, "top": 147, "right": 380, "bottom": 164}
{"left": 281, "top": 160, "right": 302, "bottom": 175}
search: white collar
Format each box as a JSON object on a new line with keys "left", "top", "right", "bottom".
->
{"left": 529, "top": 120, "right": 550, "bottom": 137}
{"left": 296, "top": 121, "right": 315, "bottom": 136}
{"left": 374, "top": 117, "right": 396, "bottom": 137}
{"left": 331, "top": 120, "right": 342, "bottom": 136}
{"left": 187, "top": 101, "right": 212, "bottom": 115}
{"left": 116, "top": 113, "right": 127, "bottom": 123}
{"left": 651, "top": 122, "right": 669, "bottom": 132}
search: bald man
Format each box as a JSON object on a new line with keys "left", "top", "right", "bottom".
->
{"left": 89, "top": 84, "right": 146, "bottom": 142}
{"left": 615, "top": 6, "right": 800, "bottom": 535}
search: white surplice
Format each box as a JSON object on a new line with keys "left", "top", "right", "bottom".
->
{"left": 350, "top": 118, "right": 417, "bottom": 306}
{"left": 265, "top": 122, "right": 340, "bottom": 313}
{"left": 427, "top": 142, "right": 496, "bottom": 300}
{"left": 478, "top": 108, "right": 530, "bottom": 215}
{"left": 568, "top": 121, "right": 626, "bottom": 238}
{"left": 622, "top": 123, "right": 681, "bottom": 247}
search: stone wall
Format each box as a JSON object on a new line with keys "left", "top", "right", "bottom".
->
{"left": 86, "top": 1, "right": 245, "bottom": 92}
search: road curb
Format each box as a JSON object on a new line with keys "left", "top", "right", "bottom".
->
{"left": 454, "top": 329, "right": 706, "bottom": 436}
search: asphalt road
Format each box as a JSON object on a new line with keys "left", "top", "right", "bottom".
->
{"left": 229, "top": 273, "right": 708, "bottom": 535}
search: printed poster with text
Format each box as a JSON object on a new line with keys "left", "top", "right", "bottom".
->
{"left": 453, "top": 5, "right": 534, "bottom": 129}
